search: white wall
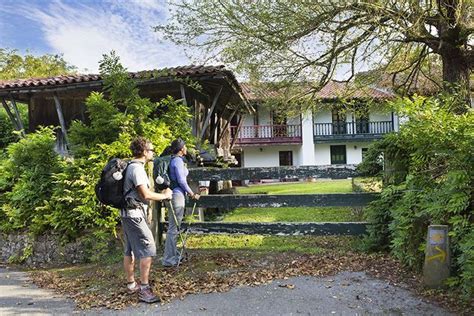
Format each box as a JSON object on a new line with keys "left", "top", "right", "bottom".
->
{"left": 314, "top": 141, "right": 373, "bottom": 165}
{"left": 242, "top": 145, "right": 302, "bottom": 167}
{"left": 313, "top": 109, "right": 332, "bottom": 124}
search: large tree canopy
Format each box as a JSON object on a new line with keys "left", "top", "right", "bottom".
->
{"left": 158, "top": 0, "right": 473, "bottom": 112}
{"left": 0, "top": 48, "right": 76, "bottom": 80}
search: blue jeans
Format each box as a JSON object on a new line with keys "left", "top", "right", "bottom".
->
{"left": 162, "top": 192, "right": 185, "bottom": 266}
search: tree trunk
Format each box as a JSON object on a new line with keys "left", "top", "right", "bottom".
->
{"left": 441, "top": 49, "right": 471, "bottom": 114}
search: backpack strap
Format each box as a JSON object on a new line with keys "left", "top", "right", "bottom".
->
{"left": 123, "top": 161, "right": 142, "bottom": 200}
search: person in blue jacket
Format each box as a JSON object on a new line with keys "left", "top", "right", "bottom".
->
{"left": 162, "top": 138, "right": 200, "bottom": 267}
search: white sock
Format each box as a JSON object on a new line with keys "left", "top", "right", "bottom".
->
{"left": 127, "top": 281, "right": 136, "bottom": 290}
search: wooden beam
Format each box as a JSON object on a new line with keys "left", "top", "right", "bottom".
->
{"left": 230, "top": 115, "right": 243, "bottom": 149}
{"left": 160, "top": 221, "right": 369, "bottom": 236}
{"left": 200, "top": 85, "right": 223, "bottom": 140}
{"left": 52, "top": 93, "right": 69, "bottom": 148}
{"left": 189, "top": 165, "right": 360, "bottom": 181}
{"left": 217, "top": 109, "right": 237, "bottom": 143}
{"left": 1, "top": 98, "right": 21, "bottom": 132}
{"left": 180, "top": 84, "right": 187, "bottom": 106}
{"left": 8, "top": 95, "right": 25, "bottom": 135}
{"left": 186, "top": 193, "right": 378, "bottom": 208}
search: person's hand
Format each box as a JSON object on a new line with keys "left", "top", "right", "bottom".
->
{"left": 163, "top": 188, "right": 172, "bottom": 200}
{"left": 192, "top": 193, "right": 200, "bottom": 200}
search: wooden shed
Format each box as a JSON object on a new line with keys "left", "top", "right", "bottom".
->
{"left": 0, "top": 65, "right": 252, "bottom": 159}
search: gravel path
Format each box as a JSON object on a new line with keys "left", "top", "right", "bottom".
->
{"left": 0, "top": 266, "right": 452, "bottom": 315}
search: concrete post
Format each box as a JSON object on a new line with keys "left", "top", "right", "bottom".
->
{"left": 423, "top": 225, "right": 450, "bottom": 288}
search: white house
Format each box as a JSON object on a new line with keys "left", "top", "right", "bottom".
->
{"left": 231, "top": 82, "right": 399, "bottom": 168}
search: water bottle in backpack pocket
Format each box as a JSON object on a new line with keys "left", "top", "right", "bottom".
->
{"left": 95, "top": 158, "right": 133, "bottom": 209}
{"left": 153, "top": 155, "right": 172, "bottom": 191}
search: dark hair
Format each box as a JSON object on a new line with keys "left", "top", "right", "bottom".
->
{"left": 130, "top": 137, "right": 151, "bottom": 157}
{"left": 171, "top": 138, "right": 185, "bottom": 154}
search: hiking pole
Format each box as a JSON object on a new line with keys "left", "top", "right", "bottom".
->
{"left": 177, "top": 202, "right": 197, "bottom": 267}
{"left": 167, "top": 199, "right": 187, "bottom": 254}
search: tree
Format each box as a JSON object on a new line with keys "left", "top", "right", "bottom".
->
{"left": 157, "top": 0, "right": 473, "bottom": 112}
{"left": 0, "top": 48, "right": 76, "bottom": 80}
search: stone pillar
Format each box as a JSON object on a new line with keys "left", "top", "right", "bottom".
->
{"left": 299, "top": 110, "right": 315, "bottom": 166}
{"left": 423, "top": 225, "right": 450, "bottom": 288}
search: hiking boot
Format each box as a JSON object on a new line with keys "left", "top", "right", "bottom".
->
{"left": 139, "top": 286, "right": 160, "bottom": 303}
{"left": 126, "top": 281, "right": 140, "bottom": 294}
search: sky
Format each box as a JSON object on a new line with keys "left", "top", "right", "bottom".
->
{"left": 0, "top": 0, "right": 191, "bottom": 73}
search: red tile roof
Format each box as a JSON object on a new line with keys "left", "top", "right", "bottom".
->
{"left": 240, "top": 81, "right": 394, "bottom": 101}
{"left": 0, "top": 65, "right": 239, "bottom": 90}
{"left": 314, "top": 81, "right": 394, "bottom": 100}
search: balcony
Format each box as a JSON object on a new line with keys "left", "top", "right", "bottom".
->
{"left": 313, "top": 121, "right": 394, "bottom": 143}
{"left": 231, "top": 124, "right": 302, "bottom": 146}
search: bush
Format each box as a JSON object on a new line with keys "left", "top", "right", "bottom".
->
{"left": 362, "top": 94, "right": 473, "bottom": 297}
{"left": 0, "top": 127, "right": 61, "bottom": 233}
{"left": 0, "top": 103, "right": 28, "bottom": 148}
{"left": 0, "top": 52, "right": 194, "bottom": 247}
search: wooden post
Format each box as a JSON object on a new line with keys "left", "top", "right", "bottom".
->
{"left": 217, "top": 109, "right": 237, "bottom": 143}
{"left": 8, "top": 95, "right": 25, "bottom": 136}
{"left": 52, "top": 93, "right": 69, "bottom": 149}
{"left": 200, "top": 85, "right": 223, "bottom": 140}
{"left": 1, "top": 98, "right": 21, "bottom": 133}
{"left": 180, "top": 84, "right": 187, "bottom": 106}
{"left": 230, "top": 115, "right": 244, "bottom": 149}
{"left": 147, "top": 161, "right": 163, "bottom": 249}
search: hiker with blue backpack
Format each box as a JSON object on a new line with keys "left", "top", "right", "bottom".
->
{"left": 162, "top": 138, "right": 200, "bottom": 267}
{"left": 120, "top": 137, "right": 172, "bottom": 303}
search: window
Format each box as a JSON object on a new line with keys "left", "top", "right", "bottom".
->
{"left": 362, "top": 148, "right": 368, "bottom": 161}
{"left": 279, "top": 151, "right": 293, "bottom": 166}
{"left": 355, "top": 104, "right": 369, "bottom": 134}
{"left": 330, "top": 145, "right": 346, "bottom": 164}
{"left": 332, "top": 108, "right": 346, "bottom": 134}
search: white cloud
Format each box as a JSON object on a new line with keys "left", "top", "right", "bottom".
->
{"left": 17, "top": 0, "right": 190, "bottom": 73}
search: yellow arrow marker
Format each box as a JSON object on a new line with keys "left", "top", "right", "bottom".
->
{"left": 427, "top": 246, "right": 446, "bottom": 262}
{"left": 430, "top": 233, "right": 444, "bottom": 244}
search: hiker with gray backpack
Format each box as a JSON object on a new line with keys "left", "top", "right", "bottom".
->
{"left": 160, "top": 138, "right": 200, "bottom": 268}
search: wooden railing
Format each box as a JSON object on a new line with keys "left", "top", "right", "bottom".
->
{"left": 231, "top": 124, "right": 302, "bottom": 144}
{"left": 154, "top": 165, "right": 379, "bottom": 238}
{"left": 314, "top": 121, "right": 394, "bottom": 136}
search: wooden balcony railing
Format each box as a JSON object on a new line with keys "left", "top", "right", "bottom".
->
{"left": 231, "top": 124, "right": 302, "bottom": 145}
{"left": 314, "top": 121, "right": 394, "bottom": 138}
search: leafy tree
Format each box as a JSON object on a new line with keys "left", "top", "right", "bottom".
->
{"left": 0, "top": 48, "right": 76, "bottom": 80}
{"left": 158, "top": 0, "right": 473, "bottom": 112}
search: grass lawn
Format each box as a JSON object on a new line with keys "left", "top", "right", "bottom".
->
{"left": 185, "top": 235, "right": 358, "bottom": 254}
{"left": 218, "top": 179, "right": 361, "bottom": 223}
{"left": 237, "top": 179, "right": 353, "bottom": 195}
{"left": 222, "top": 207, "right": 357, "bottom": 222}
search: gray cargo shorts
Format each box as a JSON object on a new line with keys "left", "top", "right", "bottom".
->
{"left": 121, "top": 216, "right": 156, "bottom": 259}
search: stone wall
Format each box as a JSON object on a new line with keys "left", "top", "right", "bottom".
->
{"left": 0, "top": 233, "right": 87, "bottom": 266}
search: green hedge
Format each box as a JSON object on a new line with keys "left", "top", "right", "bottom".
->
{"left": 361, "top": 94, "right": 473, "bottom": 298}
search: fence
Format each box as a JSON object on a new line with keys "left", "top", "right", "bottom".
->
{"left": 152, "top": 165, "right": 379, "bottom": 244}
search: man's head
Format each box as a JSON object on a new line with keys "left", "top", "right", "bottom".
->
{"left": 130, "top": 137, "right": 154, "bottom": 160}
{"left": 171, "top": 138, "right": 187, "bottom": 156}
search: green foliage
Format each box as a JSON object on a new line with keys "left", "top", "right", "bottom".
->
{"left": 0, "top": 103, "right": 28, "bottom": 148}
{"left": 158, "top": 1, "right": 473, "bottom": 106}
{"left": 0, "top": 48, "right": 76, "bottom": 80}
{"left": 362, "top": 94, "right": 473, "bottom": 297}
{"left": 0, "top": 127, "right": 61, "bottom": 233}
{"left": 0, "top": 48, "right": 74, "bottom": 150}
{"left": 0, "top": 52, "right": 193, "bottom": 246}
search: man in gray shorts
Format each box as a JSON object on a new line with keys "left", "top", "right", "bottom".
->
{"left": 121, "top": 137, "right": 172, "bottom": 303}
